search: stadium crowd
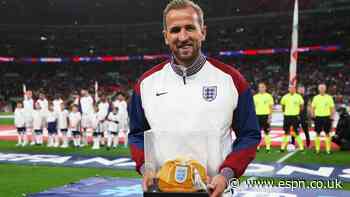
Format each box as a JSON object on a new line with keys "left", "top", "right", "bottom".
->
{"left": 1, "top": 2, "right": 349, "bottom": 110}
{"left": 234, "top": 55, "right": 350, "bottom": 105}
{"left": 1, "top": 54, "right": 349, "bottom": 112}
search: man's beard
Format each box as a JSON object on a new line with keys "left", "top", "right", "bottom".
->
{"left": 173, "top": 44, "right": 199, "bottom": 66}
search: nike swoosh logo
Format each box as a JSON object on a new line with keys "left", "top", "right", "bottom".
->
{"left": 156, "top": 92, "right": 168, "bottom": 96}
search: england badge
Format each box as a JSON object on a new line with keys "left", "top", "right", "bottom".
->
{"left": 175, "top": 165, "right": 188, "bottom": 183}
{"left": 202, "top": 86, "right": 217, "bottom": 102}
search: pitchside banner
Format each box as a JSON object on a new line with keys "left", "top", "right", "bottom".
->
{"left": 1, "top": 152, "right": 349, "bottom": 183}
{"left": 29, "top": 177, "right": 350, "bottom": 197}
{"left": 0, "top": 152, "right": 135, "bottom": 170}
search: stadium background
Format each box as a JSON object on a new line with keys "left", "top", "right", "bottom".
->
{"left": 0, "top": 0, "right": 350, "bottom": 197}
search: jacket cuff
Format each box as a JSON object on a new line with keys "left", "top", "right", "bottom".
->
{"left": 139, "top": 164, "right": 145, "bottom": 175}
{"left": 220, "top": 167, "right": 235, "bottom": 186}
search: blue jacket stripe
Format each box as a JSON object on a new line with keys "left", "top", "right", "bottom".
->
{"left": 127, "top": 91, "right": 150, "bottom": 149}
{"left": 231, "top": 88, "right": 261, "bottom": 152}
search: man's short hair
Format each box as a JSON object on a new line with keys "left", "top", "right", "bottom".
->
{"left": 116, "top": 91, "right": 123, "bottom": 96}
{"left": 163, "top": 0, "right": 204, "bottom": 30}
{"left": 71, "top": 104, "right": 79, "bottom": 109}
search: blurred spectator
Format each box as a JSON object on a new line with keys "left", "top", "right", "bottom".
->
{"left": 0, "top": 54, "right": 349, "bottom": 112}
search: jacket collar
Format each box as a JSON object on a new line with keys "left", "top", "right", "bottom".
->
{"left": 170, "top": 52, "right": 206, "bottom": 77}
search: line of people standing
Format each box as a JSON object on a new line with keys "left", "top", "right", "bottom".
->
{"left": 254, "top": 83, "right": 335, "bottom": 154}
{"left": 14, "top": 86, "right": 129, "bottom": 150}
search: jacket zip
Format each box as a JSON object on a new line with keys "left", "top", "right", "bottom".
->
{"left": 182, "top": 69, "right": 187, "bottom": 85}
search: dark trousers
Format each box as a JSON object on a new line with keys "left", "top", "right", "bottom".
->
{"left": 291, "top": 115, "right": 310, "bottom": 146}
{"left": 283, "top": 116, "right": 299, "bottom": 135}
{"left": 257, "top": 115, "right": 270, "bottom": 134}
{"left": 315, "top": 116, "right": 332, "bottom": 134}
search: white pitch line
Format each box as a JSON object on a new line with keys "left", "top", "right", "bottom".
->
{"left": 276, "top": 150, "right": 298, "bottom": 163}
{"left": 0, "top": 115, "right": 13, "bottom": 118}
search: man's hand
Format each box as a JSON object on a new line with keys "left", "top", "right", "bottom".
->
{"left": 207, "top": 175, "right": 228, "bottom": 197}
{"left": 142, "top": 171, "right": 155, "bottom": 192}
{"left": 268, "top": 114, "right": 272, "bottom": 123}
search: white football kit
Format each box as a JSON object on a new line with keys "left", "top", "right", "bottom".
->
{"left": 113, "top": 100, "right": 129, "bottom": 131}
{"left": 80, "top": 95, "right": 94, "bottom": 128}
{"left": 53, "top": 99, "right": 63, "bottom": 112}
{"left": 58, "top": 109, "right": 69, "bottom": 130}
{"left": 32, "top": 110, "right": 45, "bottom": 131}
{"left": 108, "top": 112, "right": 121, "bottom": 133}
{"left": 23, "top": 96, "right": 34, "bottom": 128}
{"left": 98, "top": 101, "right": 110, "bottom": 132}
{"left": 14, "top": 108, "right": 25, "bottom": 128}
{"left": 69, "top": 112, "right": 82, "bottom": 131}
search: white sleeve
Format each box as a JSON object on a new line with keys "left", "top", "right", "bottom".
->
{"left": 95, "top": 93, "right": 99, "bottom": 103}
{"left": 14, "top": 110, "right": 18, "bottom": 125}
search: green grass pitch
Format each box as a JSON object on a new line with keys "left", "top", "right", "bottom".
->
{"left": 0, "top": 118, "right": 14, "bottom": 125}
{"left": 0, "top": 140, "right": 130, "bottom": 158}
{"left": 0, "top": 164, "right": 140, "bottom": 197}
{"left": 0, "top": 140, "right": 350, "bottom": 196}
